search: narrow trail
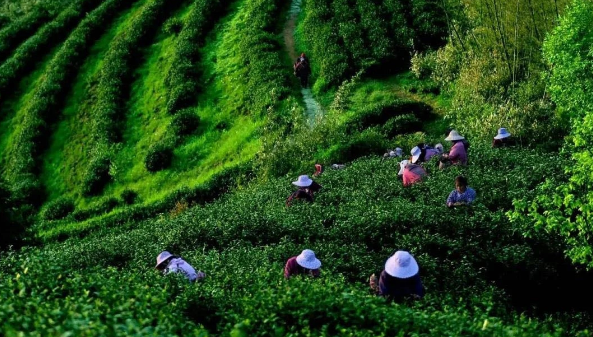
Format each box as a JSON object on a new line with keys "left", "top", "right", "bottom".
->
{"left": 283, "top": 0, "right": 322, "bottom": 126}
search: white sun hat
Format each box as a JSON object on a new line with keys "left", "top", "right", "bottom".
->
{"left": 296, "top": 249, "right": 321, "bottom": 269}
{"left": 445, "top": 130, "right": 465, "bottom": 141}
{"left": 410, "top": 146, "right": 422, "bottom": 163}
{"left": 385, "top": 251, "right": 419, "bottom": 279}
{"left": 292, "top": 175, "right": 313, "bottom": 187}
{"left": 435, "top": 143, "right": 444, "bottom": 153}
{"left": 494, "top": 128, "right": 511, "bottom": 140}
{"left": 398, "top": 160, "right": 410, "bottom": 176}
{"left": 155, "top": 251, "right": 174, "bottom": 268}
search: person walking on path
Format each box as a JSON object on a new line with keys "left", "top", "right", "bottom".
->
{"left": 284, "top": 249, "right": 322, "bottom": 279}
{"left": 294, "top": 52, "right": 311, "bottom": 87}
{"left": 155, "top": 251, "right": 205, "bottom": 282}
{"left": 369, "top": 250, "right": 425, "bottom": 301}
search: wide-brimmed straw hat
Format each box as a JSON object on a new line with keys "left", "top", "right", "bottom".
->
{"left": 445, "top": 130, "right": 465, "bottom": 141}
{"left": 411, "top": 146, "right": 422, "bottom": 163}
{"left": 296, "top": 249, "right": 321, "bottom": 269}
{"left": 155, "top": 251, "right": 174, "bottom": 268}
{"left": 292, "top": 175, "right": 313, "bottom": 187}
{"left": 494, "top": 128, "right": 511, "bottom": 140}
{"left": 385, "top": 251, "right": 419, "bottom": 279}
{"left": 398, "top": 160, "right": 410, "bottom": 176}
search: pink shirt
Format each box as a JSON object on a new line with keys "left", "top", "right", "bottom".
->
{"left": 403, "top": 164, "right": 427, "bottom": 187}
{"left": 448, "top": 142, "right": 467, "bottom": 165}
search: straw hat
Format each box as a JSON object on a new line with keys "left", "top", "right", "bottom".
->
{"left": 296, "top": 249, "right": 321, "bottom": 269}
{"left": 292, "top": 175, "right": 313, "bottom": 187}
{"left": 445, "top": 130, "right": 465, "bottom": 141}
{"left": 385, "top": 251, "right": 419, "bottom": 279}
{"left": 494, "top": 128, "right": 511, "bottom": 140}
{"left": 410, "top": 146, "right": 422, "bottom": 163}
{"left": 398, "top": 160, "right": 410, "bottom": 175}
{"left": 155, "top": 251, "right": 174, "bottom": 268}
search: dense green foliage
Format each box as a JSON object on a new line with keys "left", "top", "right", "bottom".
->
{"left": 84, "top": 0, "right": 180, "bottom": 195}
{"left": 511, "top": 0, "right": 593, "bottom": 267}
{"left": 0, "top": 6, "right": 51, "bottom": 62}
{"left": 2, "top": 147, "right": 593, "bottom": 335}
{"left": 2, "top": 0, "right": 593, "bottom": 334}
{"left": 410, "top": 0, "right": 570, "bottom": 146}
{"left": 164, "top": 0, "right": 223, "bottom": 115}
{"left": 4, "top": 0, "right": 135, "bottom": 210}
{"left": 300, "top": 0, "right": 447, "bottom": 93}
{"left": 0, "top": 0, "right": 103, "bottom": 100}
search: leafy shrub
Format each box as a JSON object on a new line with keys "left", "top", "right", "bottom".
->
{"left": 164, "top": 0, "right": 223, "bottom": 114}
{"left": 330, "top": 128, "right": 387, "bottom": 163}
{"left": 0, "top": 8, "right": 51, "bottom": 61}
{"left": 40, "top": 198, "right": 74, "bottom": 220}
{"left": 411, "top": 51, "right": 437, "bottom": 79}
{"left": 82, "top": 155, "right": 111, "bottom": 196}
{"left": 13, "top": 146, "right": 593, "bottom": 335}
{"left": 0, "top": 0, "right": 103, "bottom": 98}
{"left": 85, "top": 0, "right": 180, "bottom": 189}
{"left": 145, "top": 145, "right": 174, "bottom": 172}
{"left": 3, "top": 0, "right": 133, "bottom": 204}
{"left": 383, "top": 114, "right": 422, "bottom": 137}
{"left": 163, "top": 16, "right": 183, "bottom": 35}
{"left": 170, "top": 109, "right": 200, "bottom": 136}
{"left": 121, "top": 189, "right": 138, "bottom": 205}
{"left": 512, "top": 0, "right": 593, "bottom": 267}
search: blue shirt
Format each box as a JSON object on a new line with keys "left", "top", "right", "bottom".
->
{"left": 446, "top": 187, "right": 476, "bottom": 206}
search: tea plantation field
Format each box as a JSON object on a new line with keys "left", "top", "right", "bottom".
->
{"left": 1, "top": 0, "right": 593, "bottom": 335}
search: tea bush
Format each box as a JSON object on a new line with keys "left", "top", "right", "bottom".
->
{"left": 121, "top": 189, "right": 138, "bottom": 205}
{"left": 170, "top": 109, "right": 200, "bottom": 137}
{"left": 4, "top": 0, "right": 135, "bottom": 206}
{"left": 0, "top": 0, "right": 103, "bottom": 100}
{"left": 300, "top": 0, "right": 447, "bottom": 93}
{"left": 0, "top": 7, "right": 51, "bottom": 62}
{"left": 162, "top": 16, "right": 183, "bottom": 36}
{"left": 40, "top": 197, "right": 74, "bottom": 220}
{"left": 82, "top": 155, "right": 111, "bottom": 196}
{"left": 216, "top": 0, "right": 291, "bottom": 116}
{"left": 165, "top": 0, "right": 223, "bottom": 114}
{"left": 3, "top": 145, "right": 592, "bottom": 335}
{"left": 84, "top": 0, "right": 180, "bottom": 194}
{"left": 145, "top": 145, "right": 173, "bottom": 172}
{"left": 383, "top": 114, "right": 422, "bottom": 137}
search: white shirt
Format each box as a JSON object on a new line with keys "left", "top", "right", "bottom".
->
{"left": 164, "top": 258, "right": 198, "bottom": 282}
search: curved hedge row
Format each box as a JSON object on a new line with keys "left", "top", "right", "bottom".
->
{"left": 0, "top": 0, "right": 103, "bottom": 101}
{"left": 164, "top": 0, "right": 224, "bottom": 115}
{"left": 217, "top": 0, "right": 291, "bottom": 116}
{"left": 5, "top": 0, "right": 136, "bottom": 203}
{"left": 300, "top": 0, "right": 444, "bottom": 92}
{"left": 0, "top": 7, "right": 52, "bottom": 62}
{"left": 83, "top": 0, "right": 180, "bottom": 195}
